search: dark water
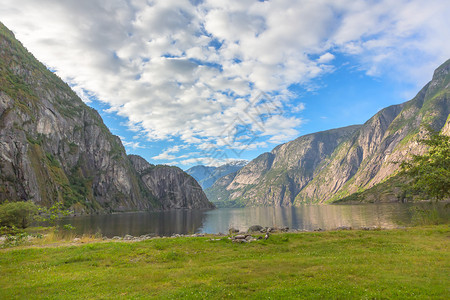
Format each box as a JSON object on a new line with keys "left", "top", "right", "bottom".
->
{"left": 58, "top": 203, "right": 448, "bottom": 237}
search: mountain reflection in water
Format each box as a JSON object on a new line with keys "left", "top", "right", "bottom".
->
{"left": 58, "top": 203, "right": 448, "bottom": 237}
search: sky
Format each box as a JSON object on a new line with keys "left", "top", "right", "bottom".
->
{"left": 1, "top": 0, "right": 449, "bottom": 169}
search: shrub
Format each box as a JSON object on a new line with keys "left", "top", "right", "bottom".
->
{"left": 36, "top": 201, "right": 71, "bottom": 226}
{"left": 0, "top": 231, "right": 32, "bottom": 248}
{"left": 0, "top": 201, "right": 39, "bottom": 229}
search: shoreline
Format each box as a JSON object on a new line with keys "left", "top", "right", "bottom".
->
{"left": 1, "top": 224, "right": 414, "bottom": 250}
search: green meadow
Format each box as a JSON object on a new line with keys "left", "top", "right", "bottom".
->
{"left": 1, "top": 226, "right": 449, "bottom": 299}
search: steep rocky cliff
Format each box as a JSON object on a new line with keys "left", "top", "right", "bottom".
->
{"left": 206, "top": 125, "right": 361, "bottom": 206}
{"left": 0, "top": 23, "right": 213, "bottom": 213}
{"left": 207, "top": 59, "right": 450, "bottom": 206}
{"left": 186, "top": 160, "right": 247, "bottom": 190}
{"left": 129, "top": 155, "right": 214, "bottom": 209}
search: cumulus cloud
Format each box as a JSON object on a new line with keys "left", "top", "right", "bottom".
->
{"left": 152, "top": 144, "right": 191, "bottom": 160}
{"left": 1, "top": 0, "right": 449, "bottom": 161}
{"left": 122, "top": 141, "right": 145, "bottom": 150}
{"left": 119, "top": 136, "right": 146, "bottom": 150}
{"left": 317, "top": 53, "right": 335, "bottom": 64}
{"left": 152, "top": 152, "right": 177, "bottom": 161}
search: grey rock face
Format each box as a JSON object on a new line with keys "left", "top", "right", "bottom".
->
{"left": 207, "top": 59, "right": 450, "bottom": 206}
{"left": 0, "top": 23, "right": 213, "bottom": 213}
{"left": 129, "top": 155, "right": 214, "bottom": 209}
{"left": 207, "top": 125, "right": 361, "bottom": 206}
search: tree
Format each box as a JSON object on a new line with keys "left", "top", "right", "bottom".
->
{"left": 0, "top": 201, "right": 71, "bottom": 229}
{"left": 36, "top": 201, "right": 71, "bottom": 226}
{"left": 399, "top": 127, "right": 450, "bottom": 200}
{"left": 0, "top": 201, "right": 39, "bottom": 229}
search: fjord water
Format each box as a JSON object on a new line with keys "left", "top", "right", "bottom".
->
{"left": 59, "top": 203, "right": 447, "bottom": 237}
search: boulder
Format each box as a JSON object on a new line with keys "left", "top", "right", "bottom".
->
{"left": 233, "top": 235, "right": 247, "bottom": 240}
{"left": 336, "top": 226, "right": 352, "bottom": 230}
{"left": 245, "top": 235, "right": 256, "bottom": 242}
{"left": 248, "top": 225, "right": 264, "bottom": 233}
{"left": 229, "top": 227, "right": 239, "bottom": 234}
{"left": 232, "top": 239, "right": 246, "bottom": 243}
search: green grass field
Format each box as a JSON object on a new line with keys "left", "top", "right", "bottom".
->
{"left": 1, "top": 226, "right": 449, "bottom": 299}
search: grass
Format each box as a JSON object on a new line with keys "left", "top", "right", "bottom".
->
{"left": 1, "top": 226, "right": 449, "bottom": 299}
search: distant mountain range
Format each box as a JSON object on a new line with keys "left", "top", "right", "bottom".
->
{"left": 186, "top": 160, "right": 247, "bottom": 190}
{"left": 206, "top": 59, "right": 450, "bottom": 207}
{"left": 0, "top": 22, "right": 214, "bottom": 214}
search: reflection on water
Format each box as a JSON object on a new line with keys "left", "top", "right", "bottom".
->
{"left": 59, "top": 210, "right": 207, "bottom": 237}
{"left": 59, "top": 203, "right": 448, "bottom": 237}
{"left": 199, "top": 204, "right": 410, "bottom": 233}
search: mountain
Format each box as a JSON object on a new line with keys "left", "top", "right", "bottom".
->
{"left": 206, "top": 59, "right": 450, "bottom": 206}
{"left": 186, "top": 160, "right": 247, "bottom": 190}
{"left": 185, "top": 166, "right": 216, "bottom": 188}
{"left": 129, "top": 155, "right": 214, "bottom": 209}
{"left": 0, "top": 22, "right": 213, "bottom": 213}
{"left": 205, "top": 126, "right": 361, "bottom": 207}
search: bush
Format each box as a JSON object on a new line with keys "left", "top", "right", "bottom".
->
{"left": 0, "top": 201, "right": 39, "bottom": 229}
{"left": 36, "top": 201, "right": 71, "bottom": 226}
{"left": 0, "top": 231, "right": 32, "bottom": 248}
{"left": 0, "top": 225, "right": 23, "bottom": 236}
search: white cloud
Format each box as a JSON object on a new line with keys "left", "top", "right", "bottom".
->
{"left": 152, "top": 152, "right": 177, "bottom": 161}
{"left": 122, "top": 141, "right": 145, "bottom": 150}
{"left": 152, "top": 148, "right": 177, "bottom": 160}
{"left": 1, "top": 0, "right": 449, "bottom": 155}
{"left": 317, "top": 53, "right": 335, "bottom": 64}
{"left": 152, "top": 145, "right": 191, "bottom": 161}
{"left": 119, "top": 136, "right": 146, "bottom": 150}
{"left": 164, "top": 145, "right": 188, "bottom": 154}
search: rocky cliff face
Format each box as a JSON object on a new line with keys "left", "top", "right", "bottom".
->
{"left": 0, "top": 23, "right": 213, "bottom": 213}
{"left": 206, "top": 126, "right": 361, "bottom": 206}
{"left": 186, "top": 160, "right": 247, "bottom": 190}
{"left": 129, "top": 155, "right": 214, "bottom": 209}
{"left": 207, "top": 59, "right": 450, "bottom": 206}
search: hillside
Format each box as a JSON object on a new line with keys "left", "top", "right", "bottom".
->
{"left": 129, "top": 155, "right": 214, "bottom": 209}
{"left": 186, "top": 160, "right": 247, "bottom": 190}
{"left": 0, "top": 22, "right": 213, "bottom": 213}
{"left": 206, "top": 59, "right": 450, "bottom": 206}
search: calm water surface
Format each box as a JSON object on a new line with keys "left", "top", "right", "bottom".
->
{"left": 59, "top": 203, "right": 446, "bottom": 237}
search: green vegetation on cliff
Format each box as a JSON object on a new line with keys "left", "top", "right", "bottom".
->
{"left": 333, "top": 175, "right": 409, "bottom": 203}
{"left": 399, "top": 128, "right": 450, "bottom": 200}
{"left": 336, "top": 127, "right": 450, "bottom": 204}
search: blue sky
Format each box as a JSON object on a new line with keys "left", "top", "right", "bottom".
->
{"left": 90, "top": 52, "right": 420, "bottom": 167}
{"left": 1, "top": 0, "right": 449, "bottom": 169}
